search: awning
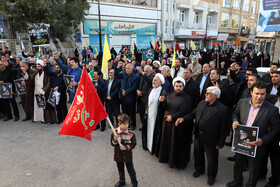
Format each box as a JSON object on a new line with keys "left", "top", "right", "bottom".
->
{"left": 175, "top": 35, "right": 204, "bottom": 39}
{"left": 248, "top": 35, "right": 256, "bottom": 41}
{"left": 217, "top": 33, "right": 229, "bottom": 41}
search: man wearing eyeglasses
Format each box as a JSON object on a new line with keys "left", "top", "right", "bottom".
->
{"left": 176, "top": 86, "right": 228, "bottom": 186}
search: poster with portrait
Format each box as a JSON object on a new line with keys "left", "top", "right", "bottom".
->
{"left": 0, "top": 83, "right": 13, "bottom": 99}
{"left": 63, "top": 75, "right": 75, "bottom": 93}
{"left": 47, "top": 88, "right": 56, "bottom": 107}
{"left": 142, "top": 49, "right": 154, "bottom": 61}
{"left": 14, "top": 79, "right": 26, "bottom": 95}
{"left": 257, "top": 0, "right": 280, "bottom": 32}
{"left": 232, "top": 125, "right": 259, "bottom": 158}
{"left": 35, "top": 94, "right": 46, "bottom": 109}
{"left": 28, "top": 23, "right": 50, "bottom": 46}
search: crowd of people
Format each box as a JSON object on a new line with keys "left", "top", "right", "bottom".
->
{"left": 0, "top": 45, "right": 280, "bottom": 187}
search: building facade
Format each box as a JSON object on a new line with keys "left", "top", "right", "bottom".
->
{"left": 162, "top": 0, "right": 220, "bottom": 49}
{"left": 81, "top": 0, "right": 161, "bottom": 53}
{"left": 217, "top": 0, "right": 260, "bottom": 51}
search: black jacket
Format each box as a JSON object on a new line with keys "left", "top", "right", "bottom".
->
{"left": 233, "top": 98, "right": 280, "bottom": 144}
{"left": 183, "top": 100, "right": 229, "bottom": 148}
{"left": 183, "top": 77, "right": 200, "bottom": 109}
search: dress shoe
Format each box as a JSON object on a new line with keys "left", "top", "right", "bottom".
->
{"left": 132, "top": 183, "right": 138, "bottom": 187}
{"left": 192, "top": 171, "right": 203, "bottom": 178}
{"left": 139, "top": 128, "right": 142, "bottom": 131}
{"left": 22, "top": 116, "right": 32, "bottom": 122}
{"left": 207, "top": 179, "right": 215, "bottom": 186}
{"left": 100, "top": 127, "right": 105, "bottom": 132}
{"left": 115, "top": 181, "right": 126, "bottom": 187}
{"left": 226, "top": 181, "right": 243, "bottom": 187}
{"left": 3, "top": 117, "right": 13, "bottom": 122}
{"left": 14, "top": 116, "right": 19, "bottom": 122}
{"left": 227, "top": 156, "right": 236, "bottom": 161}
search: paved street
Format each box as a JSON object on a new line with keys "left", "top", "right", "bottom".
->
{"left": 0, "top": 105, "right": 270, "bottom": 187}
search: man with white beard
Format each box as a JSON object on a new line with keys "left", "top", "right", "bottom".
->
{"left": 146, "top": 73, "right": 165, "bottom": 154}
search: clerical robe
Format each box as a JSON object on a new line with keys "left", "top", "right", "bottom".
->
{"left": 24, "top": 71, "right": 56, "bottom": 123}
{"left": 158, "top": 92, "right": 193, "bottom": 169}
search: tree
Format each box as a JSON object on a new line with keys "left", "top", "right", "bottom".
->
{"left": 0, "top": 0, "right": 90, "bottom": 40}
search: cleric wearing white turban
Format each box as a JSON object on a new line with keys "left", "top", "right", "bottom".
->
{"left": 146, "top": 73, "right": 165, "bottom": 152}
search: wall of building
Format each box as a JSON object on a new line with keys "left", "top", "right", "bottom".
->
{"left": 81, "top": 0, "right": 161, "bottom": 53}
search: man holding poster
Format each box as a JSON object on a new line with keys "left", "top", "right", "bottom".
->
{"left": 227, "top": 82, "right": 280, "bottom": 187}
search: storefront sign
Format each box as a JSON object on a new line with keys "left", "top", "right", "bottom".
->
{"left": 84, "top": 20, "right": 156, "bottom": 35}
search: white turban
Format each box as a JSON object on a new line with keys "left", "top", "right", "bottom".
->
{"left": 155, "top": 73, "right": 165, "bottom": 85}
{"left": 172, "top": 77, "right": 186, "bottom": 86}
{"left": 37, "top": 60, "right": 44, "bottom": 67}
{"left": 153, "top": 60, "right": 161, "bottom": 68}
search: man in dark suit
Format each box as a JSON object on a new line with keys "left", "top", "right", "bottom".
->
{"left": 176, "top": 86, "right": 228, "bottom": 186}
{"left": 105, "top": 69, "right": 121, "bottom": 127}
{"left": 93, "top": 70, "right": 107, "bottom": 131}
{"left": 43, "top": 61, "right": 67, "bottom": 124}
{"left": 262, "top": 62, "right": 278, "bottom": 84}
{"left": 115, "top": 63, "right": 139, "bottom": 130}
{"left": 19, "top": 60, "right": 35, "bottom": 121}
{"left": 183, "top": 68, "right": 200, "bottom": 109}
{"left": 136, "top": 65, "right": 154, "bottom": 130}
{"left": 267, "top": 71, "right": 280, "bottom": 95}
{"left": 196, "top": 63, "right": 211, "bottom": 100}
{"left": 227, "top": 81, "right": 280, "bottom": 187}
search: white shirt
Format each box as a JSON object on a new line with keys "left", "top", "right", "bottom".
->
{"left": 107, "top": 79, "right": 113, "bottom": 96}
{"left": 270, "top": 86, "right": 278, "bottom": 95}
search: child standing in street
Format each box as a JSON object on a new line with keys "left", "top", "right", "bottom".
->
{"left": 111, "top": 113, "right": 138, "bottom": 187}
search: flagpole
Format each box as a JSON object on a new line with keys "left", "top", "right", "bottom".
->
{"left": 106, "top": 117, "right": 122, "bottom": 146}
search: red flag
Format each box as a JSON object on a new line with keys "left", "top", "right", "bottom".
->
{"left": 175, "top": 44, "right": 180, "bottom": 51}
{"left": 155, "top": 41, "right": 159, "bottom": 50}
{"left": 58, "top": 68, "right": 108, "bottom": 141}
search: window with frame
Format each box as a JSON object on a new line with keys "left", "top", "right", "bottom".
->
{"left": 172, "top": 21, "right": 175, "bottom": 34}
{"left": 232, "top": 14, "right": 239, "bottom": 28}
{"left": 173, "top": 0, "right": 175, "bottom": 11}
{"left": 193, "top": 12, "right": 199, "bottom": 24}
{"left": 221, "top": 13, "right": 230, "bottom": 28}
{"left": 242, "top": 17, "right": 248, "bottom": 27}
{"left": 208, "top": 14, "right": 212, "bottom": 25}
{"left": 223, "top": 0, "right": 231, "bottom": 8}
{"left": 233, "top": 0, "right": 241, "bottom": 9}
{"left": 177, "top": 10, "right": 185, "bottom": 22}
{"left": 243, "top": 0, "right": 250, "bottom": 12}
{"left": 166, "top": 0, "right": 169, "bottom": 12}
{"left": 165, "top": 20, "right": 168, "bottom": 33}
{"left": 251, "top": 1, "right": 256, "bottom": 14}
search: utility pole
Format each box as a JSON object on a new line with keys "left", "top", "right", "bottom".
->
{"left": 204, "top": 13, "right": 209, "bottom": 49}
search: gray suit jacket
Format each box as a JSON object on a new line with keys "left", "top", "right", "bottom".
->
{"left": 233, "top": 98, "right": 280, "bottom": 144}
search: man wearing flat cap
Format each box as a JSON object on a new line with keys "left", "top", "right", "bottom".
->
{"left": 23, "top": 60, "right": 56, "bottom": 124}
{"left": 158, "top": 77, "right": 193, "bottom": 169}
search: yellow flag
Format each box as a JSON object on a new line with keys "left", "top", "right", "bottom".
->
{"left": 101, "top": 34, "right": 111, "bottom": 80}
{"left": 171, "top": 49, "right": 176, "bottom": 68}
{"left": 152, "top": 36, "right": 155, "bottom": 48}
{"left": 39, "top": 46, "right": 42, "bottom": 52}
{"left": 131, "top": 41, "right": 135, "bottom": 55}
{"left": 190, "top": 40, "right": 196, "bottom": 51}
{"left": 161, "top": 40, "right": 166, "bottom": 53}
{"left": 94, "top": 47, "right": 99, "bottom": 56}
